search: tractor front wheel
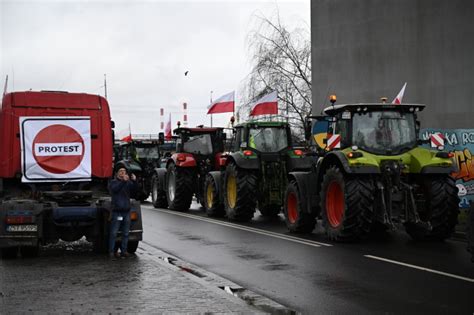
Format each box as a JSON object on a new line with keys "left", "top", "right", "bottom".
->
{"left": 406, "top": 175, "right": 459, "bottom": 241}
{"left": 320, "top": 166, "right": 375, "bottom": 241}
{"left": 204, "top": 174, "right": 225, "bottom": 217}
{"left": 223, "top": 163, "right": 256, "bottom": 222}
{"left": 283, "top": 180, "right": 316, "bottom": 233}
{"left": 166, "top": 163, "right": 194, "bottom": 211}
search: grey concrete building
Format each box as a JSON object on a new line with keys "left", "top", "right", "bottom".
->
{"left": 311, "top": 0, "right": 474, "bottom": 128}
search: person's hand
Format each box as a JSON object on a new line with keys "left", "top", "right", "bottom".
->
{"left": 123, "top": 174, "right": 130, "bottom": 181}
{"left": 130, "top": 173, "right": 136, "bottom": 181}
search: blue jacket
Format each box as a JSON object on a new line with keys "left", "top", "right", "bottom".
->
{"left": 108, "top": 179, "right": 137, "bottom": 212}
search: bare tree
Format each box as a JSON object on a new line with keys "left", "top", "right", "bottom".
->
{"left": 239, "top": 12, "right": 311, "bottom": 141}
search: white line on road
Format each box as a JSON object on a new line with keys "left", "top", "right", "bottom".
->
{"left": 147, "top": 207, "right": 332, "bottom": 248}
{"left": 364, "top": 255, "right": 474, "bottom": 283}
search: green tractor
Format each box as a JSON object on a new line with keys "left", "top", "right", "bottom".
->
{"left": 114, "top": 138, "right": 164, "bottom": 201}
{"left": 284, "top": 97, "right": 460, "bottom": 241}
{"left": 204, "top": 121, "right": 312, "bottom": 221}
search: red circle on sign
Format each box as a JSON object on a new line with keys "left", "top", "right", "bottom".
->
{"left": 33, "top": 124, "right": 85, "bottom": 174}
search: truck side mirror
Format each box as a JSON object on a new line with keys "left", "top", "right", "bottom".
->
{"left": 110, "top": 120, "right": 115, "bottom": 128}
{"left": 158, "top": 132, "right": 165, "bottom": 145}
{"left": 222, "top": 132, "right": 227, "bottom": 141}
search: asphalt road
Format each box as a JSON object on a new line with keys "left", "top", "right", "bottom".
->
{"left": 141, "top": 201, "right": 474, "bottom": 314}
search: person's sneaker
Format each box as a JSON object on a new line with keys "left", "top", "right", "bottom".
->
{"left": 108, "top": 252, "right": 117, "bottom": 260}
{"left": 114, "top": 252, "right": 121, "bottom": 258}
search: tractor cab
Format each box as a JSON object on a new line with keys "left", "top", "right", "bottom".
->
{"left": 233, "top": 121, "right": 291, "bottom": 154}
{"left": 310, "top": 102, "right": 425, "bottom": 156}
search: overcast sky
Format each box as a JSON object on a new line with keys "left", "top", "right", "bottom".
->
{"left": 1, "top": 0, "right": 309, "bottom": 134}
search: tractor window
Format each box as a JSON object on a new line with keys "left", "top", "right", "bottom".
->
{"left": 135, "top": 146, "right": 159, "bottom": 158}
{"left": 183, "top": 134, "right": 213, "bottom": 155}
{"left": 335, "top": 120, "right": 349, "bottom": 148}
{"left": 352, "top": 111, "right": 417, "bottom": 155}
{"left": 248, "top": 127, "right": 288, "bottom": 152}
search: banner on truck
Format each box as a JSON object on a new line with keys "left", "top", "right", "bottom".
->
{"left": 20, "top": 117, "right": 92, "bottom": 182}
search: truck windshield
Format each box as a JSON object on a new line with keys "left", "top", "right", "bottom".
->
{"left": 249, "top": 127, "right": 288, "bottom": 152}
{"left": 352, "top": 111, "right": 417, "bottom": 155}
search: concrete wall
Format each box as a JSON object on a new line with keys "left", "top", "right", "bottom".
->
{"left": 311, "top": 0, "right": 474, "bottom": 128}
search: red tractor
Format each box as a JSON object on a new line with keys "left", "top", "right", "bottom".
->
{"left": 151, "top": 127, "right": 227, "bottom": 211}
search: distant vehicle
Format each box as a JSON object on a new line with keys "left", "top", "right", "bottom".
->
{"left": 114, "top": 136, "right": 175, "bottom": 201}
{"left": 0, "top": 91, "right": 143, "bottom": 258}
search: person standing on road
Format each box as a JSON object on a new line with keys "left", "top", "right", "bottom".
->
{"left": 108, "top": 166, "right": 137, "bottom": 258}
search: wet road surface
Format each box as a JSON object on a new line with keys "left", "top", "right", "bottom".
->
{"left": 141, "top": 201, "right": 474, "bottom": 314}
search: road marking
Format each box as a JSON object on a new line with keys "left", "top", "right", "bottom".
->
{"left": 147, "top": 207, "right": 332, "bottom": 247}
{"left": 364, "top": 255, "right": 474, "bottom": 283}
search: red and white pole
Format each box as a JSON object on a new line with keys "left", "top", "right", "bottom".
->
{"left": 183, "top": 102, "right": 188, "bottom": 127}
{"left": 160, "top": 108, "right": 164, "bottom": 130}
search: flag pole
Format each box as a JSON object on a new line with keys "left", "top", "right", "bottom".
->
{"left": 210, "top": 90, "right": 213, "bottom": 127}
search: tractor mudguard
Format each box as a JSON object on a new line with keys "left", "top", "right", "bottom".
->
{"left": 228, "top": 153, "right": 259, "bottom": 170}
{"left": 320, "top": 151, "right": 380, "bottom": 174}
{"left": 170, "top": 153, "right": 197, "bottom": 167}
{"left": 288, "top": 171, "right": 319, "bottom": 215}
{"left": 115, "top": 159, "right": 143, "bottom": 174}
{"left": 421, "top": 165, "right": 456, "bottom": 174}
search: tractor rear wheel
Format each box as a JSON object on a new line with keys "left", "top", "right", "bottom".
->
{"left": 406, "top": 175, "right": 459, "bottom": 241}
{"left": 283, "top": 180, "right": 316, "bottom": 233}
{"left": 224, "top": 163, "right": 256, "bottom": 222}
{"left": 127, "top": 241, "right": 139, "bottom": 254}
{"left": 152, "top": 175, "right": 168, "bottom": 208}
{"left": 204, "top": 174, "right": 225, "bottom": 217}
{"left": 320, "top": 166, "right": 375, "bottom": 241}
{"left": 166, "top": 163, "right": 193, "bottom": 211}
{"left": 1, "top": 247, "right": 18, "bottom": 259}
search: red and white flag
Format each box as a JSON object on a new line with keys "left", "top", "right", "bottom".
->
{"left": 250, "top": 91, "right": 278, "bottom": 116}
{"left": 392, "top": 82, "right": 407, "bottom": 104}
{"left": 207, "top": 91, "right": 235, "bottom": 114}
{"left": 116, "top": 126, "right": 132, "bottom": 142}
{"left": 164, "top": 113, "right": 172, "bottom": 141}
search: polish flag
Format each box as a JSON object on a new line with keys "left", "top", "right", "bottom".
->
{"left": 164, "top": 113, "right": 172, "bottom": 141}
{"left": 116, "top": 126, "right": 132, "bottom": 142}
{"left": 207, "top": 91, "right": 235, "bottom": 114}
{"left": 250, "top": 91, "right": 278, "bottom": 116}
{"left": 392, "top": 82, "right": 407, "bottom": 104}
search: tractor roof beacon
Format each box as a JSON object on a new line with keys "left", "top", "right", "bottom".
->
{"left": 284, "top": 95, "right": 459, "bottom": 241}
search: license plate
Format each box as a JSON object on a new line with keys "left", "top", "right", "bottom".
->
{"left": 6, "top": 225, "right": 37, "bottom": 232}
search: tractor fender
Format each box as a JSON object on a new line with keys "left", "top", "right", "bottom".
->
{"left": 170, "top": 153, "right": 197, "bottom": 167}
{"left": 287, "top": 171, "right": 319, "bottom": 215}
{"left": 420, "top": 165, "right": 456, "bottom": 174}
{"left": 318, "top": 151, "right": 379, "bottom": 176}
{"left": 288, "top": 155, "right": 314, "bottom": 172}
{"left": 115, "top": 159, "right": 143, "bottom": 173}
{"left": 227, "top": 152, "right": 259, "bottom": 170}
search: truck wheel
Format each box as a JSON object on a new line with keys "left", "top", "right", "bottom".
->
{"left": 1, "top": 247, "right": 18, "bottom": 259}
{"left": 224, "top": 163, "right": 256, "bottom": 222}
{"left": 406, "top": 175, "right": 460, "bottom": 241}
{"left": 204, "top": 174, "right": 224, "bottom": 217}
{"left": 284, "top": 180, "right": 316, "bottom": 233}
{"left": 259, "top": 205, "right": 281, "bottom": 217}
{"left": 166, "top": 163, "right": 193, "bottom": 211}
{"left": 320, "top": 166, "right": 374, "bottom": 241}
{"left": 127, "top": 241, "right": 139, "bottom": 254}
{"left": 152, "top": 175, "right": 168, "bottom": 208}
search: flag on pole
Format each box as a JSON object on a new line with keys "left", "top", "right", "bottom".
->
{"left": 165, "top": 113, "right": 172, "bottom": 141}
{"left": 392, "top": 82, "right": 407, "bottom": 104}
{"left": 207, "top": 91, "right": 235, "bottom": 114}
{"left": 250, "top": 91, "right": 278, "bottom": 116}
{"left": 116, "top": 126, "right": 132, "bottom": 142}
